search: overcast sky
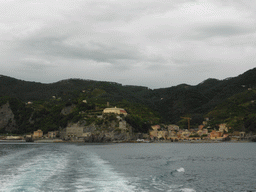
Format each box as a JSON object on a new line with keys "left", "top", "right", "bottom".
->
{"left": 1, "top": 0, "right": 256, "bottom": 89}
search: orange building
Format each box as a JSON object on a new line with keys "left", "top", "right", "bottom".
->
{"left": 210, "top": 130, "right": 222, "bottom": 139}
{"left": 33, "top": 129, "right": 43, "bottom": 138}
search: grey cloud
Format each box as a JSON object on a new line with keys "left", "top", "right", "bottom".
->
{"left": 1, "top": 0, "right": 256, "bottom": 88}
{"left": 18, "top": 35, "right": 142, "bottom": 64}
{"left": 202, "top": 24, "right": 252, "bottom": 36}
{"left": 191, "top": 24, "right": 256, "bottom": 39}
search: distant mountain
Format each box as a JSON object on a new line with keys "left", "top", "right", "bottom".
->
{"left": 0, "top": 67, "right": 256, "bottom": 127}
{"left": 151, "top": 68, "right": 256, "bottom": 123}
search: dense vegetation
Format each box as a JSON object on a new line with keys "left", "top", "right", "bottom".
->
{"left": 0, "top": 67, "right": 256, "bottom": 134}
{"left": 206, "top": 89, "right": 256, "bottom": 133}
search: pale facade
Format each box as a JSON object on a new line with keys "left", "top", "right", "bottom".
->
{"left": 103, "top": 107, "right": 127, "bottom": 116}
{"left": 151, "top": 125, "right": 160, "bottom": 131}
{"left": 219, "top": 124, "right": 228, "bottom": 133}
{"left": 33, "top": 129, "right": 43, "bottom": 138}
{"left": 158, "top": 131, "right": 168, "bottom": 140}
{"left": 48, "top": 131, "right": 58, "bottom": 138}
{"left": 168, "top": 124, "right": 179, "bottom": 131}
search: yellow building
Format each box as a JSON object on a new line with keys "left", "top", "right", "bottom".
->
{"left": 103, "top": 107, "right": 127, "bottom": 116}
{"left": 151, "top": 125, "right": 160, "bottom": 131}
{"left": 33, "top": 129, "right": 43, "bottom": 138}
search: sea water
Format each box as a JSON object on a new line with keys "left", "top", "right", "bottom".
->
{"left": 0, "top": 142, "right": 255, "bottom": 192}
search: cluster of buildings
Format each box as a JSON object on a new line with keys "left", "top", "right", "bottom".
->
{"left": 26, "top": 129, "right": 59, "bottom": 139}
{"left": 25, "top": 107, "right": 249, "bottom": 142}
{"left": 149, "top": 123, "right": 231, "bottom": 141}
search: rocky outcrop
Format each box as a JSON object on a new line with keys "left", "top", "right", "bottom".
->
{"left": 0, "top": 102, "right": 17, "bottom": 132}
{"left": 83, "top": 131, "right": 129, "bottom": 143}
{"left": 60, "top": 119, "right": 133, "bottom": 143}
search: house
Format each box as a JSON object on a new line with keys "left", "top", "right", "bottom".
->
{"left": 151, "top": 125, "right": 160, "bottom": 131}
{"left": 33, "top": 129, "right": 43, "bottom": 138}
{"left": 157, "top": 131, "right": 168, "bottom": 140}
{"left": 103, "top": 107, "right": 128, "bottom": 116}
{"left": 202, "top": 129, "right": 208, "bottom": 135}
{"left": 210, "top": 130, "right": 223, "bottom": 139}
{"left": 219, "top": 124, "right": 228, "bottom": 133}
{"left": 168, "top": 124, "right": 179, "bottom": 131}
{"left": 198, "top": 125, "right": 204, "bottom": 130}
{"left": 197, "top": 128, "right": 208, "bottom": 136}
{"left": 197, "top": 129, "right": 203, "bottom": 136}
{"left": 149, "top": 130, "right": 158, "bottom": 139}
{"left": 181, "top": 129, "right": 191, "bottom": 138}
{"left": 48, "top": 131, "right": 58, "bottom": 138}
{"left": 169, "top": 131, "right": 177, "bottom": 137}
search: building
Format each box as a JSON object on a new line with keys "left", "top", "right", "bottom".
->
{"left": 157, "top": 131, "right": 168, "bottom": 140}
{"left": 65, "top": 124, "right": 84, "bottom": 138}
{"left": 219, "top": 123, "right": 228, "bottom": 133}
{"left": 151, "top": 125, "right": 160, "bottom": 131}
{"left": 168, "top": 124, "right": 179, "bottom": 131}
{"left": 103, "top": 107, "right": 128, "bottom": 116}
{"left": 48, "top": 131, "right": 58, "bottom": 138}
{"left": 198, "top": 125, "right": 204, "bottom": 130}
{"left": 33, "top": 129, "right": 43, "bottom": 138}
{"left": 210, "top": 130, "right": 223, "bottom": 139}
{"left": 181, "top": 129, "right": 191, "bottom": 138}
{"left": 149, "top": 130, "right": 158, "bottom": 139}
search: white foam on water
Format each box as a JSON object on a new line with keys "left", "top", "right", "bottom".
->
{"left": 180, "top": 188, "right": 196, "bottom": 192}
{"left": 150, "top": 176, "right": 186, "bottom": 192}
{"left": 0, "top": 152, "right": 68, "bottom": 192}
{"left": 0, "top": 147, "right": 36, "bottom": 164}
{"left": 177, "top": 167, "right": 185, "bottom": 172}
{"left": 75, "top": 153, "right": 138, "bottom": 192}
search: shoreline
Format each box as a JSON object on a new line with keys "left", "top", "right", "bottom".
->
{"left": 0, "top": 139, "right": 254, "bottom": 144}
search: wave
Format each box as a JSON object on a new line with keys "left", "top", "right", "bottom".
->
{"left": 0, "top": 147, "right": 68, "bottom": 192}
{"left": 75, "top": 153, "right": 138, "bottom": 192}
{"left": 177, "top": 167, "right": 185, "bottom": 172}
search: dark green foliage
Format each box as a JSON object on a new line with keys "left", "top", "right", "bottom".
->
{"left": 0, "top": 67, "right": 256, "bottom": 134}
{"left": 103, "top": 113, "right": 117, "bottom": 122}
{"left": 125, "top": 115, "right": 151, "bottom": 133}
{"left": 206, "top": 89, "right": 256, "bottom": 133}
{"left": 189, "top": 134, "right": 200, "bottom": 137}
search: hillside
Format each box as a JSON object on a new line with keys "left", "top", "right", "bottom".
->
{"left": 0, "top": 67, "right": 256, "bottom": 134}
{"left": 152, "top": 68, "right": 256, "bottom": 124}
{"left": 206, "top": 89, "right": 256, "bottom": 133}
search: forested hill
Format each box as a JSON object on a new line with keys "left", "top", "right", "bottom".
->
{"left": 152, "top": 67, "right": 256, "bottom": 123}
{"left": 0, "top": 67, "right": 256, "bottom": 125}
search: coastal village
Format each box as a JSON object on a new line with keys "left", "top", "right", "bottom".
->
{"left": 1, "top": 106, "right": 253, "bottom": 143}
{"left": 1, "top": 69, "right": 256, "bottom": 143}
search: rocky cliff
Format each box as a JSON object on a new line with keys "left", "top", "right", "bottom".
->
{"left": 0, "top": 102, "right": 17, "bottom": 133}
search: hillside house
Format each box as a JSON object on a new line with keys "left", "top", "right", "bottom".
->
{"left": 181, "top": 129, "right": 191, "bottom": 138}
{"left": 219, "top": 123, "right": 228, "bottom": 133}
{"left": 151, "top": 125, "right": 160, "bottom": 131}
{"left": 149, "top": 130, "right": 158, "bottom": 139}
{"left": 168, "top": 124, "right": 179, "bottom": 131}
{"left": 198, "top": 125, "right": 204, "bottom": 130}
{"left": 210, "top": 130, "right": 223, "bottom": 139}
{"left": 103, "top": 107, "right": 127, "bottom": 116}
{"left": 157, "top": 131, "right": 168, "bottom": 140}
